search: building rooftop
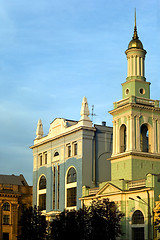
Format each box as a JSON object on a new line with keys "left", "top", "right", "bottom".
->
{"left": 0, "top": 174, "right": 28, "bottom": 186}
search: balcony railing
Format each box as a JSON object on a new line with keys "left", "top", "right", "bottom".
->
{"left": 114, "top": 96, "right": 160, "bottom": 109}
{"left": 128, "top": 179, "right": 146, "bottom": 189}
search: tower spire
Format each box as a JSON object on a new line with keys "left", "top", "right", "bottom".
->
{"left": 134, "top": 8, "right": 136, "bottom": 28}
{"left": 133, "top": 8, "right": 138, "bottom": 40}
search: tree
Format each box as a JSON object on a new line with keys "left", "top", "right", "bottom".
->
{"left": 18, "top": 206, "right": 48, "bottom": 240}
{"left": 87, "top": 199, "right": 124, "bottom": 240}
{"left": 50, "top": 199, "right": 124, "bottom": 240}
{"left": 50, "top": 207, "right": 88, "bottom": 240}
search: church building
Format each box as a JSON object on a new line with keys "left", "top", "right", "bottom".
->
{"left": 30, "top": 96, "right": 112, "bottom": 219}
{"left": 81, "top": 13, "right": 160, "bottom": 240}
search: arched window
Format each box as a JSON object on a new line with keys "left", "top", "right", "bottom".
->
{"left": 120, "top": 124, "right": 127, "bottom": 153}
{"left": 66, "top": 167, "right": 77, "bottom": 208}
{"left": 132, "top": 210, "right": 144, "bottom": 224}
{"left": 39, "top": 175, "right": 46, "bottom": 190}
{"left": 67, "top": 167, "right": 77, "bottom": 183}
{"left": 141, "top": 124, "right": 150, "bottom": 152}
{"left": 38, "top": 175, "right": 47, "bottom": 211}
{"left": 54, "top": 152, "right": 59, "bottom": 157}
{"left": 3, "top": 202, "right": 10, "bottom": 211}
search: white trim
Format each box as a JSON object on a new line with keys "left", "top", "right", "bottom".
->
{"left": 65, "top": 166, "right": 77, "bottom": 209}
{"left": 37, "top": 174, "right": 47, "bottom": 207}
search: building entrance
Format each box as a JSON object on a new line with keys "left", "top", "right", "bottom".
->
{"left": 132, "top": 227, "right": 144, "bottom": 240}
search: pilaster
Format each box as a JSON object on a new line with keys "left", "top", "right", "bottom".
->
{"left": 136, "top": 115, "right": 141, "bottom": 151}
{"left": 12, "top": 204, "right": 18, "bottom": 239}
{"left": 112, "top": 120, "right": 116, "bottom": 155}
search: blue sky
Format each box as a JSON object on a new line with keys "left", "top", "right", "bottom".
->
{"left": 0, "top": 0, "right": 159, "bottom": 185}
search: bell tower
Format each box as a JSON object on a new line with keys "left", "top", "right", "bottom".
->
{"left": 109, "top": 11, "right": 160, "bottom": 181}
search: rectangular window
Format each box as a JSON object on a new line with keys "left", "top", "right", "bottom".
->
{"left": 57, "top": 165, "right": 60, "bottom": 209}
{"left": 3, "top": 215, "right": 10, "bottom": 225}
{"left": 39, "top": 155, "right": 42, "bottom": 166}
{"left": 74, "top": 143, "right": 78, "bottom": 156}
{"left": 3, "top": 233, "right": 9, "bottom": 240}
{"left": 53, "top": 166, "right": 55, "bottom": 209}
{"left": 67, "top": 187, "right": 77, "bottom": 207}
{"left": 68, "top": 145, "right": 71, "bottom": 157}
{"left": 45, "top": 153, "right": 47, "bottom": 164}
{"left": 39, "top": 194, "right": 46, "bottom": 211}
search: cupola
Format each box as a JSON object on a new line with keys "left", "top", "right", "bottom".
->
{"left": 125, "top": 10, "right": 147, "bottom": 82}
{"left": 122, "top": 10, "right": 150, "bottom": 100}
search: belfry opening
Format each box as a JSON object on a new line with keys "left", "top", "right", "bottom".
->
{"left": 120, "top": 124, "right": 127, "bottom": 153}
{"left": 140, "top": 124, "right": 150, "bottom": 152}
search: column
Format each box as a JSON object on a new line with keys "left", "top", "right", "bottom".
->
{"left": 152, "top": 118, "right": 157, "bottom": 153}
{"left": 141, "top": 57, "right": 144, "bottom": 77}
{"left": 130, "top": 56, "right": 133, "bottom": 76}
{"left": 137, "top": 56, "right": 140, "bottom": 76}
{"left": 126, "top": 116, "right": 130, "bottom": 151}
{"left": 136, "top": 115, "right": 141, "bottom": 151}
{"left": 127, "top": 57, "right": 129, "bottom": 77}
{"left": 135, "top": 56, "right": 137, "bottom": 76}
{"left": 133, "top": 56, "right": 135, "bottom": 76}
{"left": 116, "top": 120, "right": 120, "bottom": 153}
{"left": 130, "top": 115, "right": 135, "bottom": 151}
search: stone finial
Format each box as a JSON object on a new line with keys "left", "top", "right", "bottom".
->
{"left": 80, "top": 96, "right": 90, "bottom": 121}
{"left": 36, "top": 119, "right": 44, "bottom": 139}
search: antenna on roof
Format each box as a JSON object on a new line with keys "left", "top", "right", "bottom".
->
{"left": 90, "top": 105, "right": 97, "bottom": 123}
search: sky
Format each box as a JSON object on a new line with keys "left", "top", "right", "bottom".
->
{"left": 0, "top": 0, "right": 159, "bottom": 185}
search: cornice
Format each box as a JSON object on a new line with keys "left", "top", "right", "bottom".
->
{"left": 80, "top": 187, "right": 152, "bottom": 200}
{"left": 109, "top": 150, "right": 160, "bottom": 161}
{"left": 109, "top": 103, "right": 160, "bottom": 115}
{"left": 0, "top": 192, "right": 21, "bottom": 198}
{"left": 30, "top": 126, "right": 96, "bottom": 149}
{"left": 121, "top": 79, "right": 150, "bottom": 86}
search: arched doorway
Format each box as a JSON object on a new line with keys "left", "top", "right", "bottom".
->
{"left": 132, "top": 210, "right": 144, "bottom": 240}
{"left": 120, "top": 124, "right": 127, "bottom": 153}
{"left": 140, "top": 124, "right": 150, "bottom": 152}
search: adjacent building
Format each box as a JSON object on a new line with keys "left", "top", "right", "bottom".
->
{"left": 81, "top": 13, "right": 160, "bottom": 240}
{"left": 0, "top": 174, "right": 32, "bottom": 240}
{"left": 30, "top": 96, "right": 112, "bottom": 218}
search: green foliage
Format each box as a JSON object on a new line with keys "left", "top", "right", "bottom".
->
{"left": 50, "top": 199, "right": 124, "bottom": 240}
{"left": 18, "top": 206, "right": 48, "bottom": 240}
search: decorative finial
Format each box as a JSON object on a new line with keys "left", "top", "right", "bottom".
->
{"left": 79, "top": 97, "right": 92, "bottom": 127}
{"left": 36, "top": 119, "right": 44, "bottom": 139}
{"left": 135, "top": 8, "right": 136, "bottom": 28}
{"left": 80, "top": 96, "right": 91, "bottom": 121}
{"left": 133, "top": 8, "right": 138, "bottom": 40}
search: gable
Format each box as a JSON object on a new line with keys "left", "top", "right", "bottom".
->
{"left": 97, "top": 183, "right": 122, "bottom": 196}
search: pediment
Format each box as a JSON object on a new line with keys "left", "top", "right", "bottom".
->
{"left": 97, "top": 183, "right": 122, "bottom": 196}
{"left": 49, "top": 118, "right": 66, "bottom": 136}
